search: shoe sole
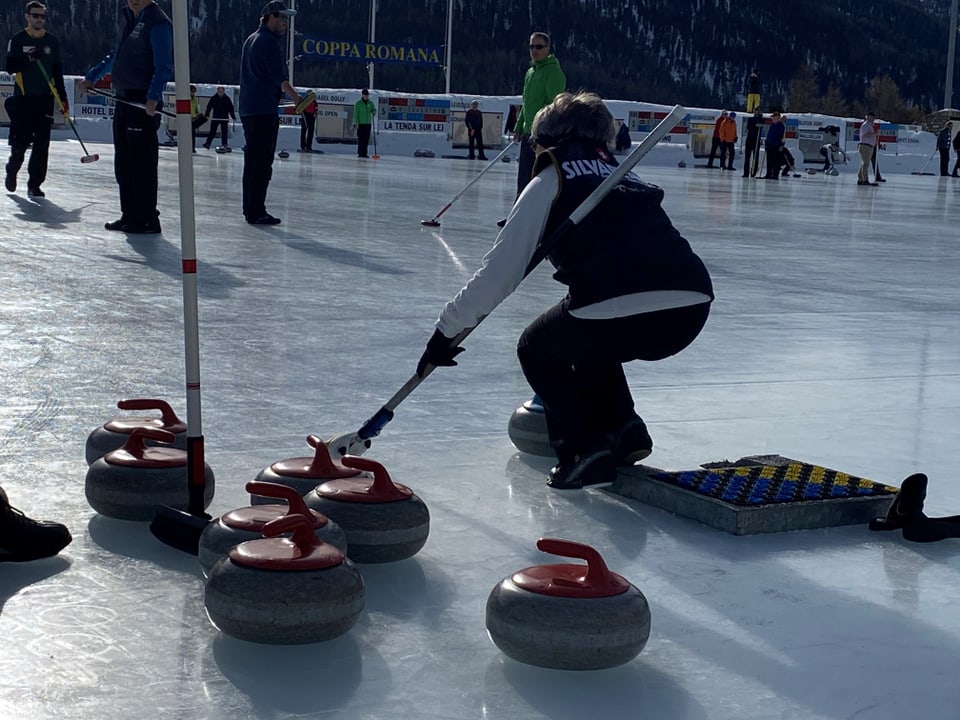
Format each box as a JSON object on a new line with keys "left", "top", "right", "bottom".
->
{"left": 618, "top": 447, "right": 652, "bottom": 465}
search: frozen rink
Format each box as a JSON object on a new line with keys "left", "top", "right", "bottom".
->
{"left": 1, "top": 137, "right": 959, "bottom": 720}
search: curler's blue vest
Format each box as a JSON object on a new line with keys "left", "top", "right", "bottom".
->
{"left": 534, "top": 140, "right": 714, "bottom": 310}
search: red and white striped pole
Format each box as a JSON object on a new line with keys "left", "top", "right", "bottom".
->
{"left": 171, "top": 0, "right": 207, "bottom": 517}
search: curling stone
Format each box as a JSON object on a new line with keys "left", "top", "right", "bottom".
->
{"left": 250, "top": 435, "right": 363, "bottom": 505}
{"left": 215, "top": 145, "right": 228, "bottom": 154}
{"left": 204, "top": 514, "right": 365, "bottom": 644}
{"left": 677, "top": 160, "right": 687, "bottom": 168}
{"left": 85, "top": 398, "right": 188, "bottom": 465}
{"left": 199, "top": 481, "right": 348, "bottom": 578}
{"left": 85, "top": 427, "right": 215, "bottom": 521}
{"left": 278, "top": 149, "right": 290, "bottom": 158}
{"left": 485, "top": 538, "right": 651, "bottom": 670}
{"left": 305, "top": 456, "right": 429, "bottom": 563}
{"left": 507, "top": 395, "right": 555, "bottom": 458}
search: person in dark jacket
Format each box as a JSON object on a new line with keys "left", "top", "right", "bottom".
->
{"left": 937, "top": 122, "right": 953, "bottom": 177}
{"left": 464, "top": 100, "right": 487, "bottom": 159}
{"left": 705, "top": 111, "right": 725, "bottom": 168}
{"left": 81, "top": 0, "right": 172, "bottom": 234}
{"left": 238, "top": 1, "right": 301, "bottom": 225}
{"left": 417, "top": 92, "right": 713, "bottom": 490}
{"left": 615, "top": 120, "right": 631, "bottom": 152}
{"left": 202, "top": 85, "right": 236, "bottom": 149}
{"left": 4, "top": 1, "right": 67, "bottom": 198}
{"left": 742, "top": 108, "right": 763, "bottom": 178}
{"left": 952, "top": 125, "right": 960, "bottom": 177}
{"left": 763, "top": 112, "right": 785, "bottom": 179}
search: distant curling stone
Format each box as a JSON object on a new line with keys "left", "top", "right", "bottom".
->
{"left": 278, "top": 149, "right": 290, "bottom": 158}
{"left": 485, "top": 538, "right": 651, "bottom": 670}
{"left": 199, "top": 480, "right": 348, "bottom": 578}
{"left": 305, "top": 455, "right": 429, "bottom": 563}
{"left": 507, "top": 395, "right": 555, "bottom": 458}
{"left": 677, "top": 160, "right": 687, "bottom": 168}
{"left": 204, "top": 514, "right": 365, "bottom": 644}
{"left": 85, "top": 427, "right": 215, "bottom": 521}
{"left": 85, "top": 398, "right": 187, "bottom": 465}
{"left": 251, "top": 434, "right": 364, "bottom": 505}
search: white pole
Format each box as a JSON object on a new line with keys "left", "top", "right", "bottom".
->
{"left": 947, "top": 0, "right": 958, "bottom": 109}
{"left": 368, "top": 0, "right": 376, "bottom": 90}
{"left": 444, "top": 0, "right": 453, "bottom": 93}
{"left": 287, "top": 0, "right": 297, "bottom": 88}
{"left": 170, "top": 0, "right": 206, "bottom": 513}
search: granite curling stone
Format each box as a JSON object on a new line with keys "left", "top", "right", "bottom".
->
{"left": 485, "top": 538, "right": 651, "bottom": 670}
{"left": 85, "top": 427, "right": 215, "bottom": 521}
{"left": 250, "top": 434, "right": 362, "bottom": 505}
{"left": 304, "top": 455, "right": 429, "bottom": 563}
{"left": 199, "top": 480, "right": 348, "bottom": 578}
{"left": 85, "top": 398, "right": 188, "bottom": 465}
{"left": 204, "top": 513, "right": 365, "bottom": 644}
{"left": 507, "top": 395, "right": 555, "bottom": 458}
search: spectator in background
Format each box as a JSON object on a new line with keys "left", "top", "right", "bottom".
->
{"left": 81, "top": 0, "right": 173, "bottom": 234}
{"left": 937, "top": 122, "right": 953, "bottom": 177}
{"left": 238, "top": 0, "right": 301, "bottom": 225}
{"left": 719, "top": 111, "right": 737, "bottom": 171}
{"left": 952, "top": 125, "right": 960, "bottom": 178}
{"left": 4, "top": 1, "right": 68, "bottom": 199}
{"left": 202, "top": 85, "right": 236, "bottom": 150}
{"left": 705, "top": 110, "right": 725, "bottom": 169}
{"left": 746, "top": 70, "right": 761, "bottom": 113}
{"left": 857, "top": 111, "right": 879, "bottom": 186}
{"left": 762, "top": 112, "right": 785, "bottom": 179}
{"left": 742, "top": 107, "right": 763, "bottom": 178}
{"left": 465, "top": 100, "right": 487, "bottom": 160}
{"left": 615, "top": 120, "right": 631, "bottom": 152}
{"left": 498, "top": 31, "right": 566, "bottom": 227}
{"left": 300, "top": 90, "right": 317, "bottom": 152}
{"left": 353, "top": 88, "right": 375, "bottom": 158}
{"left": 189, "top": 84, "right": 205, "bottom": 152}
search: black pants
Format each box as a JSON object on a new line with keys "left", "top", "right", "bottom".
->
{"left": 706, "top": 135, "right": 721, "bottom": 166}
{"left": 517, "top": 300, "right": 711, "bottom": 461}
{"left": 241, "top": 113, "right": 279, "bottom": 220}
{"left": 6, "top": 94, "right": 54, "bottom": 189}
{"left": 300, "top": 112, "right": 315, "bottom": 150}
{"left": 764, "top": 145, "right": 782, "bottom": 178}
{"left": 191, "top": 115, "right": 206, "bottom": 149}
{"left": 953, "top": 152, "right": 960, "bottom": 176}
{"left": 742, "top": 135, "right": 760, "bottom": 176}
{"left": 113, "top": 95, "right": 161, "bottom": 225}
{"left": 357, "top": 123, "right": 371, "bottom": 157}
{"left": 516, "top": 135, "right": 535, "bottom": 196}
{"left": 939, "top": 147, "right": 950, "bottom": 176}
{"left": 719, "top": 141, "right": 735, "bottom": 169}
{"left": 468, "top": 130, "right": 485, "bottom": 158}
{"left": 204, "top": 120, "right": 229, "bottom": 147}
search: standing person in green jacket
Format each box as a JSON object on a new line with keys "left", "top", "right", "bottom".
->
{"left": 4, "top": 1, "right": 67, "bottom": 198}
{"left": 498, "top": 31, "right": 566, "bottom": 227}
{"left": 353, "top": 88, "right": 375, "bottom": 158}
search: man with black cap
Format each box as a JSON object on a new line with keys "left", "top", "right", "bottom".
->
{"left": 80, "top": 0, "right": 172, "bottom": 234}
{"left": 239, "top": 0, "right": 302, "bottom": 226}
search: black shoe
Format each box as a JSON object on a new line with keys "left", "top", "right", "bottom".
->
{"left": 728, "top": 167, "right": 737, "bottom": 172}
{"left": 0, "top": 486, "right": 72, "bottom": 562}
{"left": 547, "top": 447, "right": 617, "bottom": 490}
{"left": 868, "top": 473, "right": 927, "bottom": 531}
{"left": 5, "top": 170, "right": 16, "bottom": 193}
{"left": 478, "top": 155, "right": 488, "bottom": 160}
{"left": 613, "top": 416, "right": 653, "bottom": 465}
{"left": 857, "top": 180, "right": 868, "bottom": 186}
{"left": 104, "top": 218, "right": 128, "bottom": 231}
{"left": 124, "top": 221, "right": 162, "bottom": 234}
{"left": 247, "top": 214, "right": 281, "bottom": 225}
{"left": 468, "top": 155, "right": 475, "bottom": 159}
{"left": 202, "top": 143, "right": 211, "bottom": 149}
{"left": 496, "top": 218, "right": 507, "bottom": 228}
{"left": 877, "top": 177, "right": 886, "bottom": 182}
{"left": 27, "top": 186, "right": 44, "bottom": 198}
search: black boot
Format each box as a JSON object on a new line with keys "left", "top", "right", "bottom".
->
{"left": 0, "top": 486, "right": 72, "bottom": 562}
{"left": 869, "top": 473, "right": 927, "bottom": 530}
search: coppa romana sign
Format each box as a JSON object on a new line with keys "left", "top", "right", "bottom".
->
{"left": 300, "top": 38, "right": 443, "bottom": 66}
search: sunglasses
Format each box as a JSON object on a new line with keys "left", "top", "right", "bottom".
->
{"left": 529, "top": 43, "right": 547, "bottom": 50}
{"left": 28, "top": 12, "right": 46, "bottom": 18}
{"left": 272, "top": 13, "right": 288, "bottom": 19}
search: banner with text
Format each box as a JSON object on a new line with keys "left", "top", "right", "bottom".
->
{"left": 299, "top": 37, "right": 443, "bottom": 66}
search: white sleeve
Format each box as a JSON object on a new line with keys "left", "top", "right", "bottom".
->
{"left": 436, "top": 171, "right": 559, "bottom": 337}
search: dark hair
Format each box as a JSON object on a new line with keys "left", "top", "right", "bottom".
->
{"left": 25, "top": 1, "right": 45, "bottom": 13}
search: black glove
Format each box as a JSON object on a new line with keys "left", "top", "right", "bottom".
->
{"left": 417, "top": 329, "right": 465, "bottom": 378}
